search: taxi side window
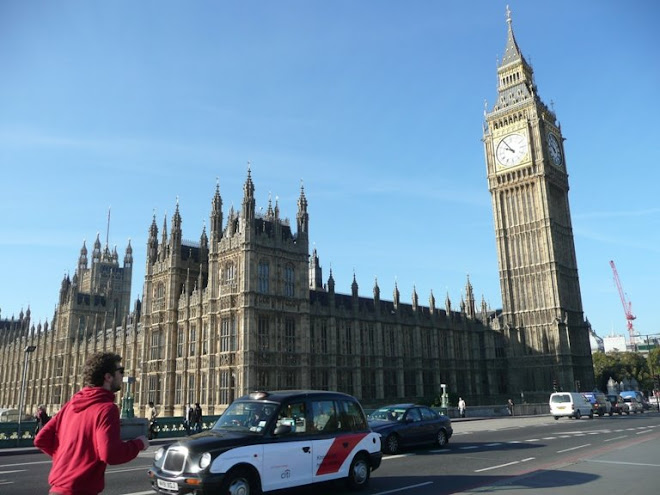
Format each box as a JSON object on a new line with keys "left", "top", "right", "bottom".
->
{"left": 312, "top": 400, "right": 339, "bottom": 433}
{"left": 338, "top": 399, "right": 367, "bottom": 431}
{"left": 275, "top": 401, "right": 308, "bottom": 435}
{"left": 420, "top": 407, "right": 436, "bottom": 421}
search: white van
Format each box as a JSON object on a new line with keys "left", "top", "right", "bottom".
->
{"left": 549, "top": 392, "right": 594, "bottom": 420}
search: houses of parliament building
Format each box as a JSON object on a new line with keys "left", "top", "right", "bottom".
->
{"left": 0, "top": 10, "right": 594, "bottom": 418}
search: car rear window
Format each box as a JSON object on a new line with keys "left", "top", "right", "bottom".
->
{"left": 551, "top": 394, "right": 571, "bottom": 403}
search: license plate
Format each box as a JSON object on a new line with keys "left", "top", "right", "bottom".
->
{"left": 157, "top": 479, "right": 178, "bottom": 491}
{"left": 556, "top": 405, "right": 565, "bottom": 410}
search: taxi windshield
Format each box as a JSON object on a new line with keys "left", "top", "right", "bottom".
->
{"left": 213, "top": 400, "right": 278, "bottom": 434}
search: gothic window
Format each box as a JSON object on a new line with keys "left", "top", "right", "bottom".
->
{"left": 53, "top": 385, "right": 61, "bottom": 405}
{"left": 342, "top": 323, "right": 353, "bottom": 355}
{"left": 153, "top": 282, "right": 165, "bottom": 311}
{"left": 189, "top": 324, "right": 196, "bottom": 356}
{"left": 175, "top": 374, "right": 183, "bottom": 405}
{"left": 220, "top": 317, "right": 236, "bottom": 352}
{"left": 258, "top": 261, "right": 269, "bottom": 294}
{"left": 284, "top": 264, "right": 295, "bottom": 297}
{"left": 362, "top": 370, "right": 376, "bottom": 400}
{"left": 320, "top": 322, "right": 328, "bottom": 354}
{"left": 384, "top": 369, "right": 397, "bottom": 398}
{"left": 55, "top": 356, "right": 64, "bottom": 377}
{"left": 404, "top": 370, "right": 416, "bottom": 397}
{"left": 219, "top": 370, "right": 231, "bottom": 405}
{"left": 257, "top": 370, "right": 268, "bottom": 389}
{"left": 148, "top": 374, "right": 161, "bottom": 404}
{"left": 224, "top": 262, "right": 235, "bottom": 285}
{"left": 258, "top": 316, "right": 269, "bottom": 351}
{"left": 177, "top": 326, "right": 184, "bottom": 357}
{"left": 150, "top": 330, "right": 162, "bottom": 360}
{"left": 284, "top": 318, "right": 295, "bottom": 353}
{"left": 201, "top": 322, "right": 208, "bottom": 355}
{"left": 187, "top": 374, "right": 196, "bottom": 405}
{"left": 200, "top": 372, "right": 207, "bottom": 404}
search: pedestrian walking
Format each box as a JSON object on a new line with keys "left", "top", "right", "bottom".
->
{"left": 193, "top": 402, "right": 203, "bottom": 433}
{"left": 507, "top": 398, "right": 515, "bottom": 416}
{"left": 458, "top": 397, "right": 466, "bottom": 418}
{"left": 147, "top": 401, "right": 159, "bottom": 440}
{"left": 34, "top": 405, "right": 50, "bottom": 435}
{"left": 183, "top": 403, "right": 192, "bottom": 435}
{"left": 34, "top": 352, "right": 148, "bottom": 495}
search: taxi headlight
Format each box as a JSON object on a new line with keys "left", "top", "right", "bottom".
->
{"left": 154, "top": 447, "right": 165, "bottom": 462}
{"left": 199, "top": 452, "right": 212, "bottom": 470}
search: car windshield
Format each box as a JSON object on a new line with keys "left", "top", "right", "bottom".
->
{"left": 369, "top": 407, "right": 408, "bottom": 421}
{"left": 212, "top": 400, "right": 278, "bottom": 434}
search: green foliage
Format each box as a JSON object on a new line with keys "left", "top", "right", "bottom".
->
{"left": 592, "top": 351, "right": 652, "bottom": 391}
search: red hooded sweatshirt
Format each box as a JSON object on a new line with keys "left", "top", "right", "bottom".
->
{"left": 34, "top": 387, "right": 143, "bottom": 495}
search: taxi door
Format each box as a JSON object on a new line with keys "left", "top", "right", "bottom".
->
{"left": 261, "top": 401, "right": 313, "bottom": 491}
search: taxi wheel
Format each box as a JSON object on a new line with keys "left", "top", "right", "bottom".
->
{"left": 220, "top": 467, "right": 259, "bottom": 495}
{"left": 574, "top": 410, "right": 581, "bottom": 420}
{"left": 346, "top": 453, "right": 370, "bottom": 490}
{"left": 384, "top": 434, "right": 400, "bottom": 455}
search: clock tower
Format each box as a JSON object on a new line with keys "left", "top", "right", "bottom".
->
{"left": 483, "top": 7, "right": 594, "bottom": 393}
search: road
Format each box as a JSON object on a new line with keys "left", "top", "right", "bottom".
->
{"left": 2, "top": 412, "right": 658, "bottom": 494}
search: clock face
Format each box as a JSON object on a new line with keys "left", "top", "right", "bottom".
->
{"left": 547, "top": 132, "right": 563, "bottom": 166}
{"left": 496, "top": 133, "right": 529, "bottom": 167}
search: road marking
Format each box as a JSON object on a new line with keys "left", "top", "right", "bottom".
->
{"left": 542, "top": 437, "right": 556, "bottom": 440}
{"left": 371, "top": 481, "right": 433, "bottom": 494}
{"left": 604, "top": 435, "right": 628, "bottom": 442}
{"left": 557, "top": 443, "right": 590, "bottom": 453}
{"left": 474, "top": 460, "right": 520, "bottom": 472}
{"left": 459, "top": 446, "right": 479, "bottom": 450}
{"left": 507, "top": 440, "right": 523, "bottom": 444}
{"left": 484, "top": 443, "right": 503, "bottom": 447}
{"left": 382, "top": 454, "right": 413, "bottom": 460}
{"left": 521, "top": 457, "right": 535, "bottom": 462}
{"left": 0, "top": 481, "right": 15, "bottom": 485}
{"left": 636, "top": 431, "right": 650, "bottom": 435}
{"left": 428, "top": 449, "right": 450, "bottom": 453}
{"left": 525, "top": 439, "right": 540, "bottom": 442}
{"left": 0, "top": 470, "right": 26, "bottom": 474}
{"left": 0, "top": 461, "right": 51, "bottom": 468}
{"left": 120, "top": 491, "right": 153, "bottom": 495}
{"left": 107, "top": 466, "right": 152, "bottom": 474}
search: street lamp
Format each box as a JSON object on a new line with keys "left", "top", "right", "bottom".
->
{"left": 17, "top": 345, "right": 37, "bottom": 443}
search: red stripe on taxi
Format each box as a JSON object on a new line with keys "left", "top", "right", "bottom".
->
{"left": 316, "top": 433, "right": 368, "bottom": 475}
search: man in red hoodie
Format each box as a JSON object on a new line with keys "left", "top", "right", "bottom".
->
{"left": 35, "top": 352, "right": 149, "bottom": 495}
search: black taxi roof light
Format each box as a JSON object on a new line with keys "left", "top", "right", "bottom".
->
{"left": 249, "top": 391, "right": 270, "bottom": 400}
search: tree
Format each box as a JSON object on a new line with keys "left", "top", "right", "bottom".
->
{"left": 592, "top": 351, "right": 651, "bottom": 392}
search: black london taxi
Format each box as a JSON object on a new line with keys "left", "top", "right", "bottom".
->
{"left": 147, "top": 390, "right": 382, "bottom": 494}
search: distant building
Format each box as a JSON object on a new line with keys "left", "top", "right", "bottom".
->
{"left": 604, "top": 334, "right": 628, "bottom": 353}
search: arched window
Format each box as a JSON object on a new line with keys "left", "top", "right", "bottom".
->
{"left": 224, "top": 262, "right": 235, "bottom": 284}
{"left": 284, "top": 264, "right": 295, "bottom": 297}
{"left": 258, "top": 260, "right": 269, "bottom": 293}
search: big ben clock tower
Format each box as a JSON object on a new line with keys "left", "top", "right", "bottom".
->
{"left": 483, "top": 7, "right": 594, "bottom": 393}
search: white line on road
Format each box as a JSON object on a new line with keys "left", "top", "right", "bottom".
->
{"left": 371, "top": 481, "right": 433, "bottom": 494}
{"left": 542, "top": 437, "right": 556, "bottom": 440}
{"left": 120, "top": 491, "right": 153, "bottom": 495}
{"left": 0, "top": 470, "right": 26, "bottom": 474}
{"left": 0, "top": 481, "right": 14, "bottom": 485}
{"left": 459, "top": 446, "right": 479, "bottom": 450}
{"left": 557, "top": 443, "right": 590, "bottom": 453}
{"left": 0, "top": 460, "right": 51, "bottom": 468}
{"left": 107, "top": 466, "right": 152, "bottom": 474}
{"left": 525, "top": 439, "right": 540, "bottom": 442}
{"left": 474, "top": 460, "right": 520, "bottom": 472}
{"left": 605, "top": 435, "right": 628, "bottom": 442}
{"left": 521, "top": 457, "right": 535, "bottom": 462}
{"left": 484, "top": 443, "right": 503, "bottom": 447}
{"left": 382, "top": 454, "right": 413, "bottom": 460}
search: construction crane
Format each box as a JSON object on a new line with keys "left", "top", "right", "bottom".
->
{"left": 609, "top": 260, "right": 637, "bottom": 349}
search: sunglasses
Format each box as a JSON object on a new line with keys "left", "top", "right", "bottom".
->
{"left": 115, "top": 367, "right": 125, "bottom": 374}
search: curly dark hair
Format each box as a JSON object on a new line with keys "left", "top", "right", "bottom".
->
{"left": 83, "top": 352, "right": 122, "bottom": 387}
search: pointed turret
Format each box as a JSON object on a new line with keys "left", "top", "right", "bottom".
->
{"left": 393, "top": 281, "right": 400, "bottom": 310}
{"left": 124, "top": 239, "right": 133, "bottom": 268}
{"left": 412, "top": 285, "right": 418, "bottom": 312}
{"left": 171, "top": 200, "right": 182, "bottom": 251}
{"left": 327, "top": 269, "right": 335, "bottom": 293}
{"left": 148, "top": 213, "right": 159, "bottom": 263}
{"left": 78, "top": 240, "right": 88, "bottom": 272}
{"left": 93, "top": 233, "right": 102, "bottom": 263}
{"left": 242, "top": 166, "right": 255, "bottom": 222}
{"left": 429, "top": 290, "right": 436, "bottom": 315}
{"left": 309, "top": 248, "right": 323, "bottom": 290}
{"left": 297, "top": 181, "right": 309, "bottom": 237}
{"left": 351, "top": 272, "right": 358, "bottom": 299}
{"left": 210, "top": 181, "right": 223, "bottom": 242}
{"left": 492, "top": 6, "right": 536, "bottom": 113}
{"left": 465, "top": 275, "right": 476, "bottom": 319}
{"left": 445, "top": 292, "right": 452, "bottom": 316}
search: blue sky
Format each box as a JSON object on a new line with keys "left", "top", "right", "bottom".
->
{"left": 1, "top": 1, "right": 659, "bottom": 343}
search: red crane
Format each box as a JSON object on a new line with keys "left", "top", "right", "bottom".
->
{"left": 609, "top": 260, "right": 637, "bottom": 348}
